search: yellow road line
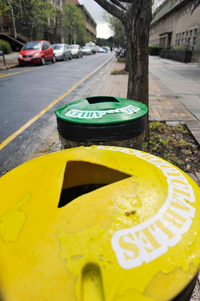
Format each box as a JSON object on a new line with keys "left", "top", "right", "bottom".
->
{"left": 0, "top": 68, "right": 33, "bottom": 78}
{"left": 0, "top": 55, "right": 113, "bottom": 151}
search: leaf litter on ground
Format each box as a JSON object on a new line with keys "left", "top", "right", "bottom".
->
{"left": 144, "top": 122, "right": 200, "bottom": 173}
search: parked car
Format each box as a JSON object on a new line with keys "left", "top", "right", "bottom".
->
{"left": 18, "top": 40, "right": 56, "bottom": 66}
{"left": 103, "top": 46, "right": 110, "bottom": 53}
{"left": 52, "top": 44, "right": 72, "bottom": 61}
{"left": 69, "top": 44, "right": 83, "bottom": 58}
{"left": 82, "top": 46, "right": 92, "bottom": 55}
{"left": 86, "top": 42, "right": 96, "bottom": 54}
{"left": 96, "top": 46, "right": 105, "bottom": 53}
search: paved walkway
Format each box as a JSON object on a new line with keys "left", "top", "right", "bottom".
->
{"left": 1, "top": 53, "right": 200, "bottom": 186}
{"left": 26, "top": 56, "right": 200, "bottom": 186}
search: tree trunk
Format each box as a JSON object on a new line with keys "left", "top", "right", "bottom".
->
{"left": 123, "top": 0, "right": 152, "bottom": 139}
{"left": 28, "top": 25, "right": 33, "bottom": 41}
{"left": 125, "top": 48, "right": 130, "bottom": 72}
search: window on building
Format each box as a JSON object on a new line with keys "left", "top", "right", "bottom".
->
{"left": 3, "top": 26, "right": 9, "bottom": 32}
{"left": 179, "top": 33, "right": 181, "bottom": 38}
{"left": 188, "top": 37, "right": 191, "bottom": 47}
{"left": 160, "top": 37, "right": 166, "bottom": 47}
{"left": 193, "top": 36, "right": 196, "bottom": 46}
{"left": 186, "top": 31, "right": 188, "bottom": 37}
{"left": 178, "top": 39, "right": 181, "bottom": 45}
{"left": 175, "top": 39, "right": 177, "bottom": 45}
{"left": 176, "top": 34, "right": 178, "bottom": 39}
{"left": 194, "top": 28, "right": 198, "bottom": 36}
{"left": 190, "top": 30, "right": 193, "bottom": 36}
{"left": 182, "top": 32, "right": 185, "bottom": 38}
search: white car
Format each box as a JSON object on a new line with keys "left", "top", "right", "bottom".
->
{"left": 96, "top": 46, "right": 105, "bottom": 53}
{"left": 69, "top": 44, "right": 83, "bottom": 58}
{"left": 82, "top": 46, "right": 92, "bottom": 55}
{"left": 86, "top": 42, "right": 96, "bottom": 54}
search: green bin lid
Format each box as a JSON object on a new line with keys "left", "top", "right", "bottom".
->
{"left": 55, "top": 96, "right": 148, "bottom": 125}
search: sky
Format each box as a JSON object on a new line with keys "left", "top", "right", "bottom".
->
{"left": 78, "top": 0, "right": 114, "bottom": 39}
{"left": 78, "top": 0, "right": 165, "bottom": 39}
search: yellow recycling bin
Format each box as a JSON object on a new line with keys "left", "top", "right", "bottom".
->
{"left": 0, "top": 146, "right": 200, "bottom": 301}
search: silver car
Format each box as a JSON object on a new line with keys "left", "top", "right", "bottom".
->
{"left": 52, "top": 44, "right": 72, "bottom": 61}
{"left": 82, "top": 46, "right": 92, "bottom": 55}
{"left": 69, "top": 44, "right": 83, "bottom": 58}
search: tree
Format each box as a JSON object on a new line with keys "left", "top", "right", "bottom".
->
{"left": 63, "top": 2, "right": 87, "bottom": 45}
{"left": 94, "top": 0, "right": 152, "bottom": 106}
{"left": 0, "top": 0, "right": 56, "bottom": 41}
{"left": 103, "top": 12, "right": 132, "bottom": 71}
{"left": 103, "top": 12, "right": 126, "bottom": 48}
{"left": 50, "top": 8, "right": 62, "bottom": 44}
{"left": 94, "top": 0, "right": 152, "bottom": 119}
{"left": 192, "top": 0, "right": 200, "bottom": 12}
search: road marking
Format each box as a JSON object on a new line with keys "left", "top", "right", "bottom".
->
{"left": 0, "top": 55, "right": 114, "bottom": 151}
{"left": 0, "top": 69, "right": 32, "bottom": 78}
{"left": 0, "top": 66, "right": 43, "bottom": 78}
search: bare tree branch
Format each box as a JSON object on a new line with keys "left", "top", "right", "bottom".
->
{"left": 191, "top": 0, "right": 200, "bottom": 14}
{"left": 110, "top": 0, "right": 126, "bottom": 10}
{"left": 93, "top": 0, "right": 126, "bottom": 22}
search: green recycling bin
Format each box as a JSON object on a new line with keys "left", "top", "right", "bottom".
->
{"left": 55, "top": 96, "right": 148, "bottom": 150}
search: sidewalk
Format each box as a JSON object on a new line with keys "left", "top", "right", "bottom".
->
{"left": 0, "top": 52, "right": 18, "bottom": 70}
{"left": 27, "top": 56, "right": 200, "bottom": 186}
{"left": 1, "top": 53, "right": 200, "bottom": 186}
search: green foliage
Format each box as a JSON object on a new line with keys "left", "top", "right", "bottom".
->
{"left": 148, "top": 45, "right": 163, "bottom": 55}
{"left": 0, "top": 1, "right": 10, "bottom": 16}
{"left": 63, "top": 3, "right": 86, "bottom": 45}
{"left": 96, "top": 37, "right": 114, "bottom": 48}
{"left": 117, "top": 57, "right": 125, "bottom": 63}
{"left": 0, "top": 39, "right": 12, "bottom": 54}
{"left": 97, "top": 38, "right": 106, "bottom": 46}
{"left": 0, "top": 0, "right": 56, "bottom": 41}
{"left": 171, "top": 45, "right": 189, "bottom": 50}
{"left": 111, "top": 69, "right": 128, "bottom": 75}
{"left": 145, "top": 122, "right": 194, "bottom": 168}
{"left": 103, "top": 12, "right": 126, "bottom": 48}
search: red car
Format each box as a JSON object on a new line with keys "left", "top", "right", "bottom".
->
{"left": 18, "top": 40, "right": 56, "bottom": 66}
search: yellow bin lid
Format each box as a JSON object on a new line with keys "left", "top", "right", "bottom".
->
{"left": 0, "top": 146, "right": 200, "bottom": 301}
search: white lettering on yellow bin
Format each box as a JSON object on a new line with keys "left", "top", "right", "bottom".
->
{"left": 97, "top": 146, "right": 195, "bottom": 270}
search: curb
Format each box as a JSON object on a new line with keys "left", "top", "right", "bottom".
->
{"left": 0, "top": 63, "right": 19, "bottom": 70}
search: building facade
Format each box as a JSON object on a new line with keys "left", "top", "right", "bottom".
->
{"left": 65, "top": 0, "right": 97, "bottom": 42}
{"left": 0, "top": 0, "right": 96, "bottom": 50}
{"left": 149, "top": 0, "right": 200, "bottom": 50}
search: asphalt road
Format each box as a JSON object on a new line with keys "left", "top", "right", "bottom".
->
{"left": 0, "top": 52, "right": 113, "bottom": 175}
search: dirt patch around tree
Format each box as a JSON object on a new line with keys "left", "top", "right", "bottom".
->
{"left": 144, "top": 122, "right": 200, "bottom": 174}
